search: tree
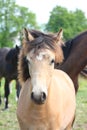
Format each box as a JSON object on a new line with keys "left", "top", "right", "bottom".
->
{"left": 45, "top": 6, "right": 87, "bottom": 41}
{"left": 0, "top": 0, "right": 39, "bottom": 47}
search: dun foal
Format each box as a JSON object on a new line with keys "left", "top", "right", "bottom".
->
{"left": 17, "top": 29, "right": 76, "bottom": 130}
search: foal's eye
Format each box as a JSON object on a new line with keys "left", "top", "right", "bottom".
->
{"left": 50, "top": 59, "right": 54, "bottom": 65}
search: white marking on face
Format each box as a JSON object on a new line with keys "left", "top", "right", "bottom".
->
{"left": 32, "top": 84, "right": 47, "bottom": 97}
{"left": 36, "top": 52, "right": 46, "bottom": 61}
{"left": 26, "top": 49, "right": 34, "bottom": 61}
{"left": 31, "top": 76, "right": 47, "bottom": 94}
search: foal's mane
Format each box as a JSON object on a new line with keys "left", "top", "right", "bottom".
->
{"left": 18, "top": 29, "right": 64, "bottom": 86}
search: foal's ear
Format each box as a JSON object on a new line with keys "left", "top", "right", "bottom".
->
{"left": 57, "top": 28, "right": 63, "bottom": 39}
{"left": 22, "top": 28, "right": 34, "bottom": 42}
{"left": 56, "top": 29, "right": 64, "bottom": 45}
{"left": 55, "top": 29, "right": 64, "bottom": 63}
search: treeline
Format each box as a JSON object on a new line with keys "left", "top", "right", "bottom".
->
{"left": 0, "top": 0, "right": 39, "bottom": 47}
{"left": 0, "top": 0, "right": 87, "bottom": 47}
{"left": 45, "top": 6, "right": 87, "bottom": 41}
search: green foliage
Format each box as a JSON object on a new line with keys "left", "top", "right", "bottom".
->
{"left": 45, "top": 6, "right": 87, "bottom": 41}
{"left": 0, "top": 0, "right": 39, "bottom": 47}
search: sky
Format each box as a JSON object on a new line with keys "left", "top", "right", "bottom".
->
{"left": 16, "top": 0, "right": 87, "bottom": 24}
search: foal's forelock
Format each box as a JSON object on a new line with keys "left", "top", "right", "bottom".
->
{"left": 23, "top": 36, "right": 64, "bottom": 64}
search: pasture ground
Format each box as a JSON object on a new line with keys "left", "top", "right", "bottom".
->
{"left": 0, "top": 77, "right": 87, "bottom": 130}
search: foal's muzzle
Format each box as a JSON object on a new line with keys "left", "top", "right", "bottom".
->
{"left": 31, "top": 92, "right": 46, "bottom": 105}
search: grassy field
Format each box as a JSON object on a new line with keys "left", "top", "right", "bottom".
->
{"left": 0, "top": 77, "right": 87, "bottom": 130}
{"left": 73, "top": 76, "right": 87, "bottom": 130}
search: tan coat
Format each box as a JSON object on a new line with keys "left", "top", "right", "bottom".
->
{"left": 17, "top": 69, "right": 76, "bottom": 130}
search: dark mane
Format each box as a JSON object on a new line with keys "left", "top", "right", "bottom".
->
{"left": 62, "top": 39, "right": 73, "bottom": 61}
{"left": 6, "top": 45, "right": 20, "bottom": 62}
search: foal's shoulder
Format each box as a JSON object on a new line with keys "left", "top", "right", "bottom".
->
{"left": 54, "top": 69, "right": 75, "bottom": 90}
{"left": 54, "top": 69, "right": 69, "bottom": 77}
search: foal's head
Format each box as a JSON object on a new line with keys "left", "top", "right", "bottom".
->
{"left": 19, "top": 28, "right": 64, "bottom": 104}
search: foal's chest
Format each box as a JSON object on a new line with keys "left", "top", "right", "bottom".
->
{"left": 25, "top": 114, "right": 57, "bottom": 130}
{"left": 28, "top": 124, "right": 48, "bottom": 130}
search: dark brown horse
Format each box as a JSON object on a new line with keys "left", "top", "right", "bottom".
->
{"left": 0, "top": 46, "right": 20, "bottom": 109}
{"left": 57, "top": 30, "right": 87, "bottom": 93}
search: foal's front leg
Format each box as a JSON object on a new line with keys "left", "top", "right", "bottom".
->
{"left": 17, "top": 117, "right": 29, "bottom": 130}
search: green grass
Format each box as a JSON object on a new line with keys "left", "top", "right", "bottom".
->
{"left": 0, "top": 79, "right": 19, "bottom": 130}
{"left": 73, "top": 76, "right": 87, "bottom": 130}
{"left": 0, "top": 77, "right": 87, "bottom": 130}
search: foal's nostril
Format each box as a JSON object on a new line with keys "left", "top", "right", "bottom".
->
{"left": 31, "top": 92, "right": 46, "bottom": 104}
{"left": 41, "top": 92, "right": 46, "bottom": 102}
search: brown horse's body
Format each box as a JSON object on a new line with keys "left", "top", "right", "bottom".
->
{"left": 17, "top": 29, "right": 76, "bottom": 130}
{"left": 58, "top": 31, "right": 87, "bottom": 93}
{"left": 17, "top": 70, "right": 75, "bottom": 130}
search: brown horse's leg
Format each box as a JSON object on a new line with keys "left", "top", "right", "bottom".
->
{"left": 16, "top": 80, "right": 21, "bottom": 101}
{"left": 4, "top": 79, "right": 10, "bottom": 109}
{"left": 0, "top": 79, "right": 2, "bottom": 104}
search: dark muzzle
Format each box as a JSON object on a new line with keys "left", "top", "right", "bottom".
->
{"left": 31, "top": 92, "right": 46, "bottom": 105}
